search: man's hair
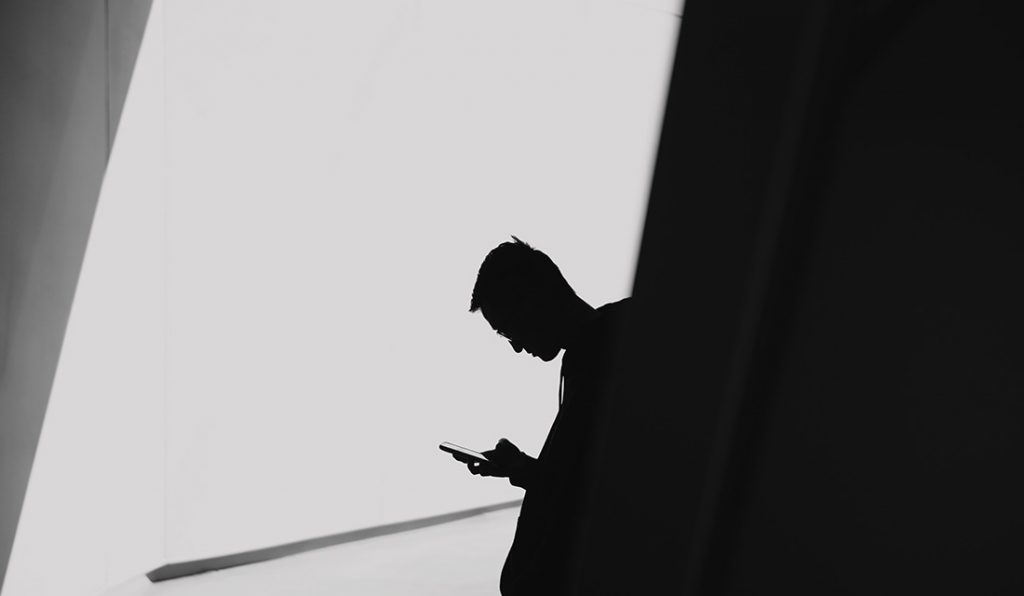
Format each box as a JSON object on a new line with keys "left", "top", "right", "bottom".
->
{"left": 470, "top": 236, "right": 574, "bottom": 313}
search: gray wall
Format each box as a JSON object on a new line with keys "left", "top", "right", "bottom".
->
{"left": 571, "top": 0, "right": 1024, "bottom": 593}
{"left": 0, "top": 1, "right": 151, "bottom": 589}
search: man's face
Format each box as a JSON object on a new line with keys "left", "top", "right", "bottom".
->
{"left": 483, "top": 304, "right": 561, "bottom": 362}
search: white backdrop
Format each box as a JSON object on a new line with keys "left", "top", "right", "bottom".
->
{"left": 161, "top": 0, "right": 679, "bottom": 560}
{"left": 5, "top": 0, "right": 680, "bottom": 594}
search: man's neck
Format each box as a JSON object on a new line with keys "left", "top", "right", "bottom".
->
{"left": 559, "top": 297, "right": 598, "bottom": 351}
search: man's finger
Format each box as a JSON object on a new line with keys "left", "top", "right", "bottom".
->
{"left": 468, "top": 461, "right": 504, "bottom": 477}
{"left": 469, "top": 461, "right": 493, "bottom": 475}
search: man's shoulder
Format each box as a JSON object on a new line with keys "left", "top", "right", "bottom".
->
{"left": 569, "top": 297, "right": 632, "bottom": 360}
{"left": 595, "top": 297, "right": 633, "bottom": 328}
{"left": 598, "top": 296, "right": 632, "bottom": 314}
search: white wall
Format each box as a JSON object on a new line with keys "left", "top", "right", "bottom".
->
{"left": 6, "top": 2, "right": 680, "bottom": 592}
{"left": 161, "top": 0, "right": 679, "bottom": 561}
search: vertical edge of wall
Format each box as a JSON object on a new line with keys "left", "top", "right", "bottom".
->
{"left": 0, "top": 1, "right": 152, "bottom": 591}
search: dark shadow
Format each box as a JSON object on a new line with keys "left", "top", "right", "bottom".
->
{"left": 564, "top": 0, "right": 1024, "bottom": 594}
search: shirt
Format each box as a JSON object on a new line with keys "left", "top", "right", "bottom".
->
{"left": 500, "top": 298, "right": 632, "bottom": 595}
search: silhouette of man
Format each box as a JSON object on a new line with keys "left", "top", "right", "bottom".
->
{"left": 452, "top": 236, "right": 631, "bottom": 595}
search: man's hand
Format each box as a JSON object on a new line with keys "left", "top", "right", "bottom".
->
{"left": 451, "top": 438, "right": 530, "bottom": 479}
{"left": 449, "top": 447, "right": 505, "bottom": 477}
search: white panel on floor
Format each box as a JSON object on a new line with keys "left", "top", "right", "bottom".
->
{"left": 104, "top": 507, "right": 520, "bottom": 596}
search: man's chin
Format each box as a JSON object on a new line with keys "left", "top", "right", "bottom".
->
{"left": 538, "top": 349, "right": 561, "bottom": 362}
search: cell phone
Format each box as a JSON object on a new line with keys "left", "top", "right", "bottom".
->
{"left": 439, "top": 442, "right": 489, "bottom": 464}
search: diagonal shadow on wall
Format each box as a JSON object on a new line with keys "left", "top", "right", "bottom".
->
{"left": 0, "top": 0, "right": 153, "bottom": 590}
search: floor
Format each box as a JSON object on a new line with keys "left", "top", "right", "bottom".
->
{"left": 103, "top": 506, "right": 519, "bottom": 596}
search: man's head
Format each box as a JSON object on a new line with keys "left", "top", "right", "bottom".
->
{"left": 470, "top": 237, "right": 580, "bottom": 361}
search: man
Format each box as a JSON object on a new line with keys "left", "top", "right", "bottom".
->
{"left": 452, "top": 236, "right": 631, "bottom": 595}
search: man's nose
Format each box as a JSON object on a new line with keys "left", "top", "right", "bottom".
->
{"left": 510, "top": 341, "right": 523, "bottom": 353}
